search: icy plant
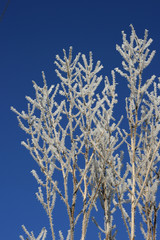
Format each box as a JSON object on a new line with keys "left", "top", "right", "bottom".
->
{"left": 115, "top": 25, "right": 160, "bottom": 240}
{"left": 19, "top": 225, "right": 47, "bottom": 240}
{"left": 12, "top": 25, "right": 160, "bottom": 240}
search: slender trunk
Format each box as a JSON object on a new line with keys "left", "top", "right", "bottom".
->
{"left": 131, "top": 160, "right": 135, "bottom": 240}
{"left": 130, "top": 73, "right": 141, "bottom": 240}
{"left": 81, "top": 213, "right": 87, "bottom": 240}
{"left": 68, "top": 74, "right": 76, "bottom": 240}
{"left": 70, "top": 165, "right": 77, "bottom": 240}
{"left": 152, "top": 206, "right": 157, "bottom": 240}
{"left": 70, "top": 223, "right": 74, "bottom": 240}
{"left": 64, "top": 177, "right": 74, "bottom": 240}
{"left": 104, "top": 188, "right": 111, "bottom": 240}
{"left": 130, "top": 125, "right": 136, "bottom": 240}
{"left": 105, "top": 215, "right": 111, "bottom": 240}
{"left": 147, "top": 220, "right": 151, "bottom": 240}
{"left": 81, "top": 174, "right": 87, "bottom": 240}
{"left": 46, "top": 177, "right": 55, "bottom": 240}
{"left": 81, "top": 137, "right": 89, "bottom": 240}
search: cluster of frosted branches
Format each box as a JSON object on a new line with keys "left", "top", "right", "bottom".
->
{"left": 12, "top": 25, "right": 160, "bottom": 240}
{"left": 12, "top": 47, "right": 121, "bottom": 240}
{"left": 115, "top": 25, "right": 160, "bottom": 240}
{"left": 19, "top": 225, "right": 47, "bottom": 240}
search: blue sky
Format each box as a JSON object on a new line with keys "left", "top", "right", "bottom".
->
{"left": 1, "top": 0, "right": 160, "bottom": 239}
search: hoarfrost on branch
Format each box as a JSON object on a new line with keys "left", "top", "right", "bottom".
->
{"left": 12, "top": 25, "right": 160, "bottom": 240}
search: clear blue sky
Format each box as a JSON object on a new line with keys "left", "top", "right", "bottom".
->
{"left": 1, "top": 0, "right": 160, "bottom": 239}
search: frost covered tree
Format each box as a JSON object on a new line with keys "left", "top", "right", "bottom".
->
{"left": 115, "top": 25, "right": 160, "bottom": 240}
{"left": 11, "top": 25, "right": 160, "bottom": 240}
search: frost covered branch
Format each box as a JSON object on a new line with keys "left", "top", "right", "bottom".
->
{"left": 12, "top": 26, "right": 160, "bottom": 240}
